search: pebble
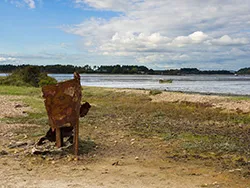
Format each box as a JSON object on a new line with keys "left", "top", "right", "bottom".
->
{"left": 15, "top": 104, "right": 22, "bottom": 108}
{"left": 0, "top": 150, "right": 8, "bottom": 155}
{"left": 228, "top": 168, "right": 242, "bottom": 172}
{"left": 82, "top": 167, "right": 89, "bottom": 171}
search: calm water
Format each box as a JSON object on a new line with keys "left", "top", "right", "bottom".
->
{"left": 48, "top": 74, "right": 250, "bottom": 96}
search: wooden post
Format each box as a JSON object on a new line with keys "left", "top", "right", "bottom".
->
{"left": 74, "top": 119, "right": 79, "bottom": 156}
{"left": 56, "top": 127, "right": 62, "bottom": 148}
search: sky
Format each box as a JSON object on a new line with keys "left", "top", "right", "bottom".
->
{"left": 0, "top": 0, "right": 250, "bottom": 70}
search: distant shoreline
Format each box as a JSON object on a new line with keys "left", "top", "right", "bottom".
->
{"left": 0, "top": 64, "right": 249, "bottom": 75}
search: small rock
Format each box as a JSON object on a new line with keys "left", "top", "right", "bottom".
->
{"left": 7, "top": 133, "right": 14, "bottom": 137}
{"left": 15, "top": 104, "right": 22, "bottom": 108}
{"left": 200, "top": 183, "right": 208, "bottom": 187}
{"left": 135, "top": 156, "right": 139, "bottom": 160}
{"left": 130, "top": 139, "right": 135, "bottom": 142}
{"left": 82, "top": 167, "right": 89, "bottom": 171}
{"left": 101, "top": 169, "right": 109, "bottom": 174}
{"left": 51, "top": 161, "right": 56, "bottom": 164}
{"left": 112, "top": 161, "right": 119, "bottom": 166}
{"left": 229, "top": 168, "right": 242, "bottom": 173}
{"left": 0, "top": 150, "right": 8, "bottom": 155}
{"left": 74, "top": 157, "right": 79, "bottom": 161}
{"left": 212, "top": 181, "right": 218, "bottom": 185}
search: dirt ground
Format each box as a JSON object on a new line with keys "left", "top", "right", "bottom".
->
{"left": 0, "top": 91, "right": 250, "bottom": 188}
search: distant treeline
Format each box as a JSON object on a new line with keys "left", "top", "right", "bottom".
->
{"left": 236, "top": 67, "right": 250, "bottom": 75}
{"left": 0, "top": 64, "right": 249, "bottom": 75}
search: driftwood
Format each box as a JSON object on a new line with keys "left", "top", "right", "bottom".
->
{"left": 42, "top": 72, "right": 82, "bottom": 155}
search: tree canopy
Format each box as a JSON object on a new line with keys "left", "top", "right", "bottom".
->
{"left": 0, "top": 64, "right": 246, "bottom": 75}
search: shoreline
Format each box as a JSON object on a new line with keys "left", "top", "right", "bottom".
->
{"left": 133, "top": 87, "right": 250, "bottom": 97}
{"left": 84, "top": 85, "right": 250, "bottom": 98}
{"left": 107, "top": 87, "right": 250, "bottom": 113}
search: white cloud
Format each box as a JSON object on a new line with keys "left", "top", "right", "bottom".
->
{"left": 66, "top": 1, "right": 249, "bottom": 50}
{"left": 136, "top": 54, "right": 165, "bottom": 63}
{"left": 209, "top": 35, "right": 249, "bottom": 46}
{"left": 169, "top": 31, "right": 208, "bottom": 47}
{"left": 6, "top": 0, "right": 36, "bottom": 9}
{"left": 24, "top": 0, "right": 35, "bottom": 9}
{"left": 99, "top": 32, "right": 170, "bottom": 54}
{"left": 74, "top": 0, "right": 140, "bottom": 12}
{"left": 189, "top": 31, "right": 209, "bottom": 44}
{"left": 0, "top": 57, "right": 17, "bottom": 62}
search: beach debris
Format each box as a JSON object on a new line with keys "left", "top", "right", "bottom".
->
{"left": 8, "top": 141, "right": 28, "bottom": 149}
{"left": 37, "top": 102, "right": 91, "bottom": 147}
{"left": 159, "top": 79, "right": 173, "bottom": 84}
{"left": 41, "top": 72, "right": 83, "bottom": 155}
{"left": 32, "top": 140, "right": 72, "bottom": 155}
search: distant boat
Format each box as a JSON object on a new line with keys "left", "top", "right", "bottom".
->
{"left": 159, "top": 79, "right": 173, "bottom": 83}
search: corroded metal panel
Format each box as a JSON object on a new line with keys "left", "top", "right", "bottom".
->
{"left": 42, "top": 72, "right": 82, "bottom": 129}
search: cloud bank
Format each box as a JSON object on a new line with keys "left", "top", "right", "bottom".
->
{"left": 65, "top": 0, "right": 250, "bottom": 69}
{"left": 4, "top": 0, "right": 250, "bottom": 69}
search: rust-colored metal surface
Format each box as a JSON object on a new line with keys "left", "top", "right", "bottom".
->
{"left": 42, "top": 73, "right": 82, "bottom": 129}
{"left": 42, "top": 72, "right": 82, "bottom": 154}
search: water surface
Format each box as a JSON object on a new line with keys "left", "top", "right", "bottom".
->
{"left": 49, "top": 74, "right": 250, "bottom": 96}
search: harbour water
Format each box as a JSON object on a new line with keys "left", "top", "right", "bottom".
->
{"left": 49, "top": 74, "right": 250, "bottom": 96}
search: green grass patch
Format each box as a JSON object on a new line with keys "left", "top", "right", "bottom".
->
{"left": 0, "top": 85, "right": 41, "bottom": 96}
{"left": 178, "top": 132, "right": 241, "bottom": 154}
{"left": 149, "top": 90, "right": 162, "bottom": 95}
{"left": 230, "top": 96, "right": 250, "bottom": 101}
{"left": 22, "top": 96, "right": 45, "bottom": 112}
{"left": 79, "top": 137, "right": 97, "bottom": 154}
{"left": 1, "top": 113, "right": 48, "bottom": 125}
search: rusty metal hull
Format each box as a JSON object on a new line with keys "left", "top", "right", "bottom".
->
{"left": 42, "top": 72, "right": 82, "bottom": 154}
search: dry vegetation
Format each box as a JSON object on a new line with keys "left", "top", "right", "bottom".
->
{"left": 0, "top": 86, "right": 250, "bottom": 187}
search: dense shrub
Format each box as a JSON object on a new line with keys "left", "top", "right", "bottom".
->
{"left": 38, "top": 73, "right": 57, "bottom": 87}
{"left": 0, "top": 66, "right": 57, "bottom": 87}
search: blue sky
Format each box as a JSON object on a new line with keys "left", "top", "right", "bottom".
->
{"left": 1, "top": 0, "right": 250, "bottom": 70}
